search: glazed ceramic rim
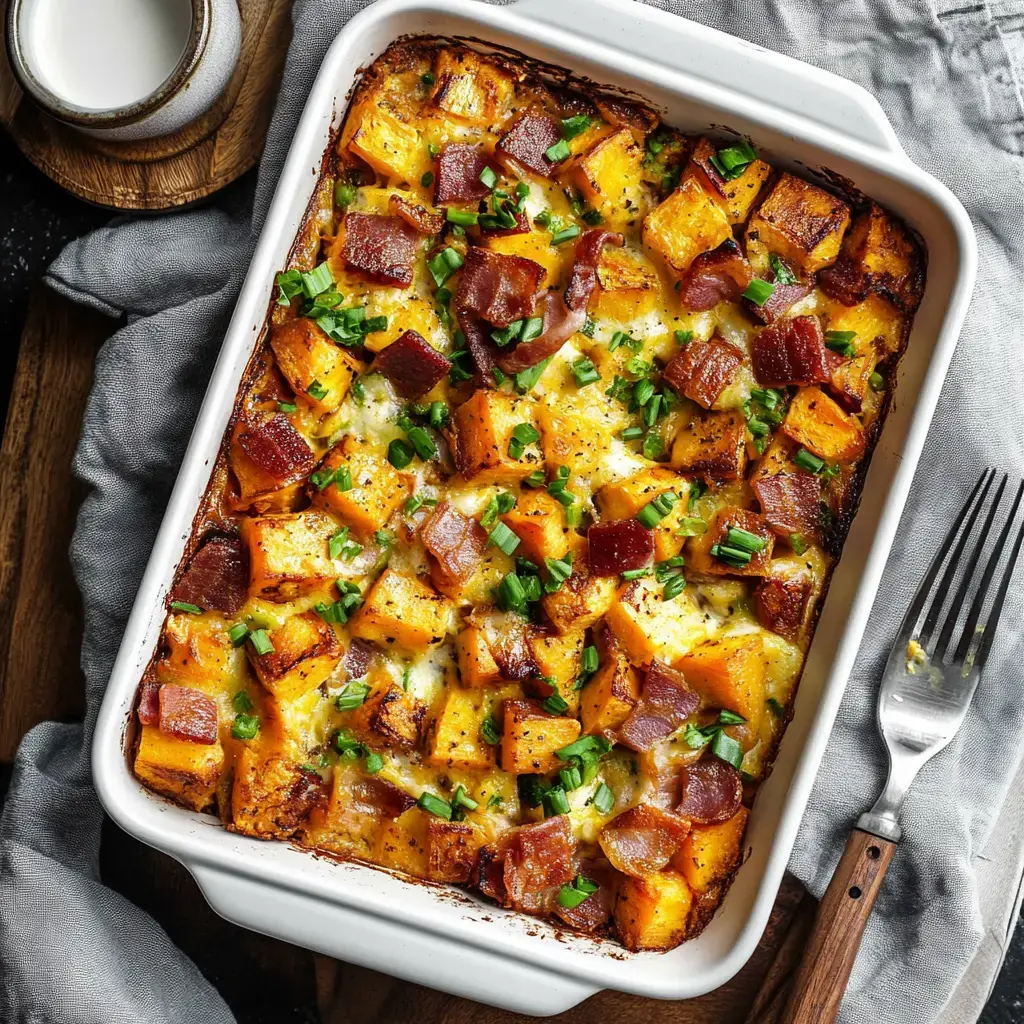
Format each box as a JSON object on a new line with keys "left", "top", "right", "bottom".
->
{"left": 5, "top": 0, "right": 211, "bottom": 128}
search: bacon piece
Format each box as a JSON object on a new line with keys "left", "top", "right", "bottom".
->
{"left": 753, "top": 472, "right": 822, "bottom": 540}
{"left": 171, "top": 536, "right": 248, "bottom": 614}
{"left": 456, "top": 247, "right": 544, "bottom": 329}
{"left": 158, "top": 684, "right": 218, "bottom": 744}
{"left": 752, "top": 316, "right": 834, "bottom": 387}
{"left": 553, "top": 859, "right": 614, "bottom": 934}
{"left": 747, "top": 278, "right": 814, "bottom": 325}
{"left": 587, "top": 519, "right": 654, "bottom": 577}
{"left": 342, "top": 638, "right": 374, "bottom": 680}
{"left": 388, "top": 194, "right": 445, "bottom": 235}
{"left": 618, "top": 661, "right": 700, "bottom": 752}
{"left": 598, "top": 804, "right": 690, "bottom": 877}
{"left": 677, "top": 240, "right": 752, "bottom": 312}
{"left": 421, "top": 502, "right": 487, "bottom": 596}
{"left": 137, "top": 680, "right": 160, "bottom": 726}
{"left": 496, "top": 112, "right": 563, "bottom": 177}
{"left": 676, "top": 761, "right": 743, "bottom": 825}
{"left": 434, "top": 144, "right": 500, "bottom": 204}
{"left": 342, "top": 213, "right": 418, "bottom": 287}
{"left": 754, "top": 572, "right": 814, "bottom": 641}
{"left": 491, "top": 620, "right": 538, "bottom": 682}
{"left": 374, "top": 330, "right": 450, "bottom": 399}
{"left": 497, "top": 230, "right": 623, "bottom": 375}
{"left": 594, "top": 95, "right": 659, "bottom": 133}
{"left": 662, "top": 337, "right": 743, "bottom": 409}
{"left": 456, "top": 309, "right": 502, "bottom": 387}
{"left": 351, "top": 775, "right": 416, "bottom": 820}
{"left": 236, "top": 413, "right": 315, "bottom": 485}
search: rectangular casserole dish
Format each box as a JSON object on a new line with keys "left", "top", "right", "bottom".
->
{"left": 92, "top": 0, "right": 977, "bottom": 1014}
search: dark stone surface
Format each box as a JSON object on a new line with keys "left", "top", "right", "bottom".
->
{"left": 1, "top": 129, "right": 1022, "bottom": 1023}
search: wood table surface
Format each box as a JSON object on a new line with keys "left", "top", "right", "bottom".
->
{"left": 0, "top": 289, "right": 815, "bottom": 1024}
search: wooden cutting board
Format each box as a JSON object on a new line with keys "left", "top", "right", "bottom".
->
{"left": 0, "top": 0, "right": 292, "bottom": 210}
{"left": 0, "top": 288, "right": 811, "bottom": 1022}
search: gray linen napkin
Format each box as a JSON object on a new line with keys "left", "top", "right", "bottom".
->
{"left": 3, "top": 1, "right": 1023, "bottom": 1022}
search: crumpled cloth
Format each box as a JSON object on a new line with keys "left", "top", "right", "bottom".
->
{"left": 3, "top": 1, "right": 1023, "bottom": 1022}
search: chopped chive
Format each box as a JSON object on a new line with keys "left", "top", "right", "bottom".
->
{"left": 545, "top": 786, "right": 570, "bottom": 816}
{"left": 497, "top": 572, "right": 527, "bottom": 612}
{"left": 427, "top": 247, "right": 464, "bottom": 287}
{"left": 663, "top": 573, "right": 687, "bottom": 600}
{"left": 417, "top": 792, "right": 452, "bottom": 820}
{"left": 559, "top": 765, "right": 583, "bottom": 791}
{"left": 421, "top": 71, "right": 436, "bottom": 86}
{"left": 793, "top": 447, "right": 826, "bottom": 474}
{"left": 634, "top": 379, "right": 655, "bottom": 407}
{"left": 550, "top": 224, "right": 581, "bottom": 246}
{"left": 307, "top": 380, "right": 329, "bottom": 401}
{"left": 334, "top": 183, "right": 357, "bottom": 209}
{"left": 543, "top": 692, "right": 569, "bottom": 715}
{"left": 709, "top": 543, "right": 752, "bottom": 568}
{"left": 565, "top": 504, "right": 583, "bottom": 529}
{"left": 572, "top": 357, "right": 601, "bottom": 387}
{"left": 769, "top": 252, "right": 797, "bottom": 285}
{"left": 388, "top": 439, "right": 414, "bottom": 470}
{"left": 335, "top": 467, "right": 353, "bottom": 492}
{"left": 406, "top": 426, "right": 438, "bottom": 461}
{"left": 556, "top": 735, "right": 613, "bottom": 761}
{"left": 488, "top": 521, "right": 521, "bottom": 556}
{"left": 790, "top": 533, "right": 809, "bottom": 555}
{"left": 636, "top": 491, "right": 679, "bottom": 528}
{"left": 277, "top": 401, "right": 297, "bottom": 413}
{"left": 743, "top": 279, "right": 775, "bottom": 306}
{"left": 725, "top": 526, "right": 767, "bottom": 554}
{"left": 300, "top": 262, "right": 335, "bottom": 300}
{"left": 675, "top": 329, "right": 694, "bottom": 346}
{"left": 249, "top": 629, "right": 274, "bottom": 656}
{"left": 405, "top": 493, "right": 438, "bottom": 515}
{"left": 421, "top": 170, "right": 434, "bottom": 187}
{"left": 544, "top": 553, "right": 574, "bottom": 591}
{"left": 523, "top": 470, "right": 546, "bottom": 488}
{"left": 561, "top": 114, "right": 591, "bottom": 140}
{"left": 231, "top": 713, "right": 260, "bottom": 740}
{"left": 545, "top": 138, "right": 572, "bottom": 163}
{"left": 869, "top": 371, "right": 885, "bottom": 391}
{"left": 232, "top": 691, "right": 253, "bottom": 714}
{"left": 581, "top": 646, "right": 599, "bottom": 675}
{"left": 711, "top": 728, "right": 744, "bottom": 769}
{"left": 514, "top": 356, "right": 552, "bottom": 394}
{"left": 228, "top": 623, "right": 250, "bottom": 647}
{"left": 709, "top": 139, "right": 757, "bottom": 180}
{"left": 620, "top": 426, "right": 644, "bottom": 441}
{"left": 335, "top": 680, "right": 370, "bottom": 712}
{"left": 677, "top": 516, "right": 707, "bottom": 537}
{"left": 328, "top": 527, "right": 349, "bottom": 560}
{"left": 593, "top": 783, "right": 615, "bottom": 815}
{"left": 479, "top": 165, "right": 498, "bottom": 189}
{"left": 447, "top": 208, "right": 479, "bottom": 227}
{"left": 621, "top": 568, "right": 649, "bottom": 581}
{"left": 170, "top": 601, "right": 202, "bottom": 615}
{"left": 365, "top": 752, "right": 384, "bottom": 774}
{"left": 825, "top": 329, "right": 857, "bottom": 357}
{"left": 481, "top": 715, "right": 501, "bottom": 745}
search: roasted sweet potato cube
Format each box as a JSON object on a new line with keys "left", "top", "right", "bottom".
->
{"left": 672, "top": 806, "right": 749, "bottom": 892}
{"left": 687, "top": 508, "right": 775, "bottom": 577}
{"left": 596, "top": 468, "right": 689, "bottom": 561}
{"left": 818, "top": 202, "right": 924, "bottom": 313}
{"left": 231, "top": 748, "right": 327, "bottom": 839}
{"left": 538, "top": 405, "right": 609, "bottom": 484}
{"left": 350, "top": 683, "right": 426, "bottom": 750}
{"left": 540, "top": 564, "right": 618, "bottom": 634}
{"left": 314, "top": 764, "right": 415, "bottom": 858}
{"left": 431, "top": 48, "right": 515, "bottom": 125}
{"left": 595, "top": 247, "right": 662, "bottom": 320}
{"left": 247, "top": 611, "right": 341, "bottom": 701}
{"left": 156, "top": 613, "right": 248, "bottom": 693}
{"left": 528, "top": 629, "right": 584, "bottom": 716}
{"left": 613, "top": 869, "right": 693, "bottom": 951}
{"left": 456, "top": 625, "right": 502, "bottom": 688}
{"left": 428, "top": 820, "right": 483, "bottom": 883}
{"left": 429, "top": 686, "right": 496, "bottom": 770}
{"left": 671, "top": 408, "right": 748, "bottom": 481}
{"left": 642, "top": 175, "right": 732, "bottom": 275}
{"left": 747, "top": 173, "right": 850, "bottom": 275}
{"left": 374, "top": 811, "right": 430, "bottom": 878}
{"left": 133, "top": 724, "right": 224, "bottom": 812}
{"left": 350, "top": 569, "right": 453, "bottom": 651}
{"left": 781, "top": 385, "right": 866, "bottom": 463}
{"left": 687, "top": 138, "right": 772, "bottom": 224}
{"left": 676, "top": 634, "right": 767, "bottom": 734}
{"left": 311, "top": 438, "right": 410, "bottom": 535}
{"left": 500, "top": 698, "right": 581, "bottom": 775}
{"left": 269, "top": 319, "right": 362, "bottom": 412}
{"left": 604, "top": 578, "right": 714, "bottom": 667}
{"left": 501, "top": 490, "right": 568, "bottom": 564}
{"left": 242, "top": 509, "right": 341, "bottom": 601}
{"left": 580, "top": 633, "right": 640, "bottom": 735}
{"left": 453, "top": 390, "right": 544, "bottom": 485}
{"left": 347, "top": 103, "right": 425, "bottom": 184}
{"left": 564, "top": 128, "right": 646, "bottom": 231}
{"left": 829, "top": 350, "right": 879, "bottom": 415}
{"left": 754, "top": 561, "right": 816, "bottom": 641}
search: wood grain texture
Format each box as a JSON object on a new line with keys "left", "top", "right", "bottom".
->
{"left": 0, "top": 288, "right": 816, "bottom": 1022}
{"left": 0, "top": 0, "right": 291, "bottom": 210}
{"left": 774, "top": 829, "right": 897, "bottom": 1024}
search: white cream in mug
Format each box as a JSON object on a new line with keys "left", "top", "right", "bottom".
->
{"left": 23, "top": 0, "right": 193, "bottom": 111}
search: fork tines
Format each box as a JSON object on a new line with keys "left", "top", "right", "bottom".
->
{"left": 904, "top": 468, "right": 1024, "bottom": 673}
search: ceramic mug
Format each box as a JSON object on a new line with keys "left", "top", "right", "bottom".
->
{"left": 5, "top": 0, "right": 241, "bottom": 141}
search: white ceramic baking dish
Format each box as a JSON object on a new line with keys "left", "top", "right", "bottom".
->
{"left": 91, "top": 0, "right": 977, "bottom": 1014}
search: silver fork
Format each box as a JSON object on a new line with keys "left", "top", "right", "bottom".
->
{"left": 762, "top": 469, "right": 1024, "bottom": 1024}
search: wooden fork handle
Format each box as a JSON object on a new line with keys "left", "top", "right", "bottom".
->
{"left": 757, "top": 828, "right": 897, "bottom": 1024}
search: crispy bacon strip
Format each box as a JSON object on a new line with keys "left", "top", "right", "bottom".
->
{"left": 456, "top": 309, "right": 502, "bottom": 387}
{"left": 495, "top": 112, "right": 563, "bottom": 177}
{"left": 170, "top": 536, "right": 248, "bottom": 614}
{"left": 456, "top": 247, "right": 544, "bottom": 329}
{"left": 434, "top": 144, "right": 500, "bottom": 204}
{"left": 496, "top": 230, "right": 623, "bottom": 374}
{"left": 388, "top": 194, "right": 445, "bottom": 235}
{"left": 158, "top": 684, "right": 218, "bottom": 745}
{"left": 751, "top": 316, "right": 835, "bottom": 387}
{"left": 754, "top": 572, "right": 814, "bottom": 641}
{"left": 598, "top": 804, "right": 690, "bottom": 877}
{"left": 747, "top": 278, "right": 814, "bottom": 325}
{"left": 752, "top": 471, "right": 822, "bottom": 540}
{"left": 342, "top": 638, "right": 374, "bottom": 680}
{"left": 236, "top": 413, "right": 315, "bottom": 486}
{"left": 420, "top": 502, "right": 487, "bottom": 595}
{"left": 662, "top": 337, "right": 743, "bottom": 409}
{"left": 342, "top": 213, "right": 418, "bottom": 287}
{"left": 676, "top": 760, "right": 743, "bottom": 825}
{"left": 618, "top": 661, "right": 700, "bottom": 752}
{"left": 678, "top": 240, "right": 752, "bottom": 312}
{"left": 374, "top": 330, "right": 450, "bottom": 399}
{"left": 587, "top": 519, "right": 654, "bottom": 577}
{"left": 137, "top": 680, "right": 160, "bottom": 726}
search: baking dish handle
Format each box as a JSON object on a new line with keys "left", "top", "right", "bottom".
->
{"left": 509, "top": 0, "right": 905, "bottom": 156}
{"left": 188, "top": 860, "right": 600, "bottom": 1015}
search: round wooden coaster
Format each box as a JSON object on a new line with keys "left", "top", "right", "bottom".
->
{"left": 0, "top": 0, "right": 292, "bottom": 210}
